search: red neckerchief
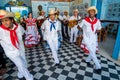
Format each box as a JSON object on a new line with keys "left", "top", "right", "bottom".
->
{"left": 85, "top": 17, "right": 98, "bottom": 32}
{"left": 0, "top": 24, "right": 19, "bottom": 49}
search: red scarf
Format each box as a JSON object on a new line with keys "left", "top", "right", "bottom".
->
{"left": 85, "top": 17, "right": 98, "bottom": 32}
{"left": 0, "top": 24, "right": 19, "bottom": 49}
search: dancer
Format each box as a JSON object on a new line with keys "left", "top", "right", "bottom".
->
{"left": 0, "top": 10, "right": 33, "bottom": 79}
{"left": 25, "top": 12, "right": 40, "bottom": 48}
{"left": 41, "top": 10, "right": 60, "bottom": 65}
{"left": 78, "top": 6, "right": 102, "bottom": 73}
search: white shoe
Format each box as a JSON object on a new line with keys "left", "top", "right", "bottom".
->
{"left": 17, "top": 72, "right": 23, "bottom": 78}
{"left": 26, "top": 74, "right": 33, "bottom": 80}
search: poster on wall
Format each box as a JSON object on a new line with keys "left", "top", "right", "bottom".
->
{"left": 6, "top": 6, "right": 28, "bottom": 22}
{"left": 106, "top": 2, "right": 120, "bottom": 21}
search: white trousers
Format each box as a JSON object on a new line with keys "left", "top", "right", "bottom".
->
{"left": 70, "top": 27, "right": 78, "bottom": 42}
{"left": 9, "top": 53, "right": 33, "bottom": 80}
{"left": 85, "top": 42, "right": 101, "bottom": 69}
{"left": 68, "top": 27, "right": 71, "bottom": 37}
{"left": 47, "top": 39, "right": 59, "bottom": 63}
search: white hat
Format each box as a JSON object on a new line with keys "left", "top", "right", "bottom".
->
{"left": 49, "top": 10, "right": 56, "bottom": 15}
{"left": 74, "top": 9, "right": 79, "bottom": 13}
{"left": 0, "top": 10, "right": 15, "bottom": 19}
{"left": 87, "top": 6, "right": 98, "bottom": 14}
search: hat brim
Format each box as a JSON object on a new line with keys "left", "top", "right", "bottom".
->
{"left": 0, "top": 12, "right": 15, "bottom": 19}
{"left": 87, "top": 8, "right": 98, "bottom": 14}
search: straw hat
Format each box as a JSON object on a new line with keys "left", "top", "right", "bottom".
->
{"left": 49, "top": 10, "right": 56, "bottom": 15}
{"left": 0, "top": 10, "right": 15, "bottom": 19}
{"left": 40, "top": 11, "right": 45, "bottom": 14}
{"left": 64, "top": 11, "right": 68, "bottom": 14}
{"left": 74, "top": 9, "right": 79, "bottom": 13}
{"left": 87, "top": 6, "right": 98, "bottom": 14}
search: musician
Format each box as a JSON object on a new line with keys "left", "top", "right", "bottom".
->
{"left": 78, "top": 6, "right": 102, "bottom": 74}
{"left": 63, "top": 11, "right": 70, "bottom": 38}
{"left": 37, "top": 11, "right": 46, "bottom": 20}
{"left": 69, "top": 9, "right": 81, "bottom": 43}
{"left": 37, "top": 11, "right": 46, "bottom": 40}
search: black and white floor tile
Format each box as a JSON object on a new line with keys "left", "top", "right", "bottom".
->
{"left": 2, "top": 39, "right": 120, "bottom": 80}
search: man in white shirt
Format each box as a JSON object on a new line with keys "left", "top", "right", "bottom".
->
{"left": 63, "top": 11, "right": 70, "bottom": 38}
{"left": 41, "top": 10, "right": 60, "bottom": 65}
{"left": 78, "top": 6, "right": 102, "bottom": 74}
{"left": 69, "top": 9, "right": 81, "bottom": 43}
{"left": 0, "top": 10, "right": 33, "bottom": 80}
{"left": 37, "top": 11, "right": 46, "bottom": 40}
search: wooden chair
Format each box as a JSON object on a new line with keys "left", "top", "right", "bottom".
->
{"left": 98, "top": 27, "right": 108, "bottom": 42}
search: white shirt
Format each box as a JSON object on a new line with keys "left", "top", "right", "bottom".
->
{"left": 79, "top": 18, "right": 102, "bottom": 45}
{"left": 63, "top": 15, "right": 70, "bottom": 20}
{"left": 69, "top": 15, "right": 81, "bottom": 29}
{"left": 69, "top": 15, "right": 81, "bottom": 21}
{"left": 41, "top": 19, "right": 59, "bottom": 41}
{"left": 37, "top": 16, "right": 45, "bottom": 20}
{"left": 0, "top": 24, "right": 25, "bottom": 58}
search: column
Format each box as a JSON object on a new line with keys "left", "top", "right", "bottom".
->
{"left": 112, "top": 23, "right": 120, "bottom": 60}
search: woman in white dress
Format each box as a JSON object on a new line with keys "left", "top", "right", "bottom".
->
{"left": 25, "top": 12, "right": 40, "bottom": 48}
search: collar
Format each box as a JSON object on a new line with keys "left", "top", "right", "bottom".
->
{"left": 48, "top": 18, "right": 57, "bottom": 23}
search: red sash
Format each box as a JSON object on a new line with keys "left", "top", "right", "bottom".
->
{"left": 85, "top": 17, "right": 98, "bottom": 32}
{"left": 0, "top": 24, "right": 19, "bottom": 49}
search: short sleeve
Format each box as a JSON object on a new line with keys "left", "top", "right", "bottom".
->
{"left": 19, "top": 25, "right": 25, "bottom": 35}
{"left": 33, "top": 18, "right": 37, "bottom": 22}
{"left": 78, "top": 16, "right": 81, "bottom": 20}
{"left": 69, "top": 16, "right": 73, "bottom": 21}
{"left": 25, "top": 18, "right": 28, "bottom": 23}
{"left": 78, "top": 20, "right": 84, "bottom": 28}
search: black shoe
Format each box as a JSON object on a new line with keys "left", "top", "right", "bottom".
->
{"left": 87, "top": 62, "right": 91, "bottom": 67}
{"left": 18, "top": 77, "right": 26, "bottom": 80}
{"left": 54, "top": 63, "right": 60, "bottom": 66}
{"left": 82, "top": 60, "right": 92, "bottom": 67}
{"left": 95, "top": 69, "right": 102, "bottom": 74}
{"left": 54, "top": 61, "right": 61, "bottom": 66}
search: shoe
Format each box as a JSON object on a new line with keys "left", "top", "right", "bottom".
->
{"left": 84, "top": 50, "right": 89, "bottom": 54}
{"left": 18, "top": 77, "right": 26, "bottom": 80}
{"left": 95, "top": 69, "right": 102, "bottom": 74}
{"left": 54, "top": 61, "right": 61, "bottom": 66}
{"left": 54, "top": 63, "right": 60, "bottom": 66}
{"left": 82, "top": 60, "right": 92, "bottom": 67}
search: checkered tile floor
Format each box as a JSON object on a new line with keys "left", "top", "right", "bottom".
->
{"left": 2, "top": 39, "right": 120, "bottom": 80}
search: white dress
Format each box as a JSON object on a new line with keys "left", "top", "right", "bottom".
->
{"left": 25, "top": 18, "right": 40, "bottom": 48}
